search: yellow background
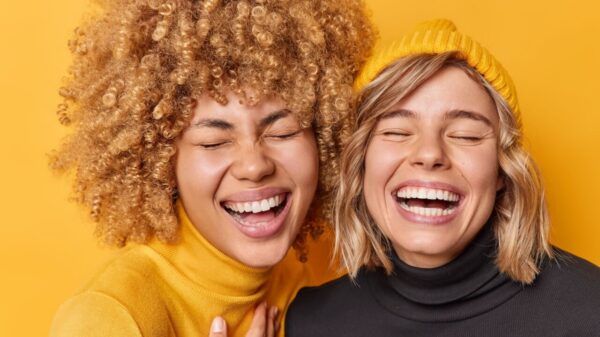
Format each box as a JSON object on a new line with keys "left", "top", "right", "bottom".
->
{"left": 1, "top": 0, "right": 598, "bottom": 335}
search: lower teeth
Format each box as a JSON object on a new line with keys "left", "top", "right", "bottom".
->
{"left": 229, "top": 212, "right": 271, "bottom": 227}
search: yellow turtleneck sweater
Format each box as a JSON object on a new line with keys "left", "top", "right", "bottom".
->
{"left": 49, "top": 203, "right": 337, "bottom": 337}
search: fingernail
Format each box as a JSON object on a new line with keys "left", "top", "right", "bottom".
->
{"left": 272, "top": 307, "right": 279, "bottom": 318}
{"left": 211, "top": 317, "right": 224, "bottom": 333}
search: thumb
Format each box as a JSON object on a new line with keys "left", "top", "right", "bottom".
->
{"left": 209, "top": 316, "right": 227, "bottom": 337}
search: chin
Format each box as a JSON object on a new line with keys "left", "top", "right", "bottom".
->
{"left": 233, "top": 238, "right": 292, "bottom": 268}
{"left": 392, "top": 232, "right": 454, "bottom": 263}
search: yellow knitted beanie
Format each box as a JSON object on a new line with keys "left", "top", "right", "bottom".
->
{"left": 355, "top": 19, "right": 520, "bottom": 116}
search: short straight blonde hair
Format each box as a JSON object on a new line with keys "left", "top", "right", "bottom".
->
{"left": 334, "top": 52, "right": 553, "bottom": 284}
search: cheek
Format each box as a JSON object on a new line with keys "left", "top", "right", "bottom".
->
{"left": 363, "top": 141, "right": 404, "bottom": 225}
{"left": 274, "top": 134, "right": 319, "bottom": 191}
{"left": 175, "top": 144, "right": 230, "bottom": 198}
{"left": 364, "top": 141, "right": 404, "bottom": 194}
{"left": 453, "top": 145, "right": 500, "bottom": 194}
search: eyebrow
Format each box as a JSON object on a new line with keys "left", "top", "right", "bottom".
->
{"left": 381, "top": 108, "right": 492, "bottom": 126}
{"left": 193, "top": 109, "right": 291, "bottom": 130}
{"left": 444, "top": 109, "right": 492, "bottom": 126}
{"left": 259, "top": 109, "right": 292, "bottom": 129}
{"left": 381, "top": 109, "right": 417, "bottom": 120}
{"left": 194, "top": 118, "right": 233, "bottom": 130}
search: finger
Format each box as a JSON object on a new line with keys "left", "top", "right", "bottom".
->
{"left": 209, "top": 316, "right": 227, "bottom": 337}
{"left": 245, "top": 301, "right": 267, "bottom": 337}
{"left": 266, "top": 306, "right": 274, "bottom": 337}
{"left": 272, "top": 307, "right": 280, "bottom": 337}
{"left": 266, "top": 306, "right": 279, "bottom": 337}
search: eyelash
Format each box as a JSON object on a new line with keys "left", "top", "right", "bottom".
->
{"left": 199, "top": 142, "right": 228, "bottom": 149}
{"left": 197, "top": 130, "right": 301, "bottom": 149}
{"left": 267, "top": 130, "right": 302, "bottom": 139}
{"left": 451, "top": 136, "right": 482, "bottom": 142}
{"left": 381, "top": 132, "right": 483, "bottom": 143}
{"left": 382, "top": 131, "right": 411, "bottom": 137}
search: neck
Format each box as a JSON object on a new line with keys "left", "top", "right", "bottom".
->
{"left": 393, "top": 249, "right": 460, "bottom": 269}
{"left": 367, "top": 221, "right": 523, "bottom": 322}
{"left": 389, "top": 224, "right": 496, "bottom": 302}
{"left": 149, "top": 202, "right": 272, "bottom": 296}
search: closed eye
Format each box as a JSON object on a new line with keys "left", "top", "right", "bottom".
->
{"left": 448, "top": 135, "right": 485, "bottom": 144}
{"left": 198, "top": 141, "right": 230, "bottom": 149}
{"left": 266, "top": 129, "right": 302, "bottom": 140}
{"left": 379, "top": 129, "right": 413, "bottom": 138}
{"left": 452, "top": 136, "right": 482, "bottom": 141}
{"left": 383, "top": 131, "right": 411, "bottom": 136}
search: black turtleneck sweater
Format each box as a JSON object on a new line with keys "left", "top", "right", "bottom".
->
{"left": 286, "top": 225, "right": 600, "bottom": 337}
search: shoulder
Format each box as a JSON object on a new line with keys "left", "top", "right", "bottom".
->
{"left": 538, "top": 247, "right": 600, "bottom": 289}
{"left": 51, "top": 245, "right": 171, "bottom": 337}
{"left": 85, "top": 245, "right": 165, "bottom": 299}
{"left": 526, "top": 247, "right": 600, "bottom": 324}
{"left": 289, "top": 272, "right": 359, "bottom": 310}
{"left": 285, "top": 268, "right": 375, "bottom": 337}
{"left": 49, "top": 291, "right": 142, "bottom": 337}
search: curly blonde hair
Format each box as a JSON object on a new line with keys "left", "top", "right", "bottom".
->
{"left": 334, "top": 52, "right": 552, "bottom": 284}
{"left": 50, "top": 0, "right": 375, "bottom": 252}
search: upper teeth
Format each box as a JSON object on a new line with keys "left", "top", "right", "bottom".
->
{"left": 396, "top": 187, "right": 459, "bottom": 202}
{"left": 224, "top": 195, "right": 284, "bottom": 214}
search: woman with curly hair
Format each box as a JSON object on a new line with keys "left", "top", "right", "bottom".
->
{"left": 48, "top": 0, "right": 374, "bottom": 336}
{"left": 287, "top": 20, "right": 600, "bottom": 336}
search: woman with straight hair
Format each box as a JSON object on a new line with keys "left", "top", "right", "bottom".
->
{"left": 48, "top": 1, "right": 374, "bottom": 336}
{"left": 286, "top": 19, "right": 600, "bottom": 337}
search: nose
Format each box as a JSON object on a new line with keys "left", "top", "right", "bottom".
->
{"left": 230, "top": 142, "right": 275, "bottom": 182}
{"left": 408, "top": 134, "right": 449, "bottom": 170}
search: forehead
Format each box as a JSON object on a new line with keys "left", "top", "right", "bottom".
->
{"left": 192, "top": 92, "right": 287, "bottom": 121}
{"left": 391, "top": 66, "right": 498, "bottom": 124}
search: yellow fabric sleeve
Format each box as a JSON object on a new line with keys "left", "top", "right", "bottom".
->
{"left": 49, "top": 291, "right": 143, "bottom": 337}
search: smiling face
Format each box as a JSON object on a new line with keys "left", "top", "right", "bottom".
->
{"left": 175, "top": 92, "right": 319, "bottom": 268}
{"left": 363, "top": 66, "right": 503, "bottom": 268}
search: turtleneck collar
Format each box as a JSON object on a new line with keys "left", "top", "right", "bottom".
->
{"left": 148, "top": 201, "right": 271, "bottom": 297}
{"left": 368, "top": 222, "right": 523, "bottom": 322}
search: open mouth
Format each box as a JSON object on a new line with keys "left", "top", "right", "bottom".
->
{"left": 395, "top": 187, "right": 461, "bottom": 217}
{"left": 221, "top": 193, "right": 289, "bottom": 227}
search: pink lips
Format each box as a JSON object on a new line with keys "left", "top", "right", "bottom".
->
{"left": 393, "top": 180, "right": 464, "bottom": 225}
{"left": 221, "top": 187, "right": 291, "bottom": 239}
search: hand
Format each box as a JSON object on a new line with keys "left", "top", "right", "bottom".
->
{"left": 209, "top": 302, "right": 280, "bottom": 337}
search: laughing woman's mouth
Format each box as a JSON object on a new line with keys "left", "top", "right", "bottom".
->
{"left": 221, "top": 192, "right": 291, "bottom": 238}
{"left": 222, "top": 193, "right": 288, "bottom": 224}
{"left": 395, "top": 187, "right": 461, "bottom": 219}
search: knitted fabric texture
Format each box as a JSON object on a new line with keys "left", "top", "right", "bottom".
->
{"left": 49, "top": 202, "right": 338, "bottom": 337}
{"left": 354, "top": 19, "right": 520, "bottom": 117}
